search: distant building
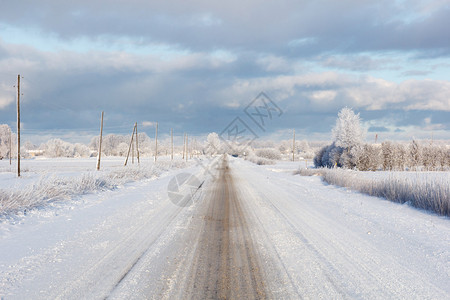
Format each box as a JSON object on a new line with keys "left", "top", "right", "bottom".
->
{"left": 27, "top": 150, "right": 44, "bottom": 157}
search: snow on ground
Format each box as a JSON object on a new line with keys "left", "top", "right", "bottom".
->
{"left": 0, "top": 156, "right": 173, "bottom": 189}
{"left": 0, "top": 156, "right": 192, "bottom": 217}
{"left": 0, "top": 156, "right": 449, "bottom": 298}
{"left": 230, "top": 158, "right": 450, "bottom": 298}
{"left": 0, "top": 158, "right": 206, "bottom": 298}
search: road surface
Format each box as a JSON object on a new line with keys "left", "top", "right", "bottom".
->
{"left": 0, "top": 156, "right": 449, "bottom": 299}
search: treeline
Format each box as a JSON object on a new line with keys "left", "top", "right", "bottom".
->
{"left": 314, "top": 140, "right": 450, "bottom": 171}
{"left": 0, "top": 123, "right": 203, "bottom": 158}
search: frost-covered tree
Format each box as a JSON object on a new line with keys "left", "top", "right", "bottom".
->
{"left": 0, "top": 125, "right": 10, "bottom": 159}
{"left": 73, "top": 143, "right": 91, "bottom": 157}
{"left": 332, "top": 107, "right": 364, "bottom": 150}
{"left": 89, "top": 133, "right": 152, "bottom": 156}
{"left": 381, "top": 141, "right": 395, "bottom": 171}
{"left": 422, "top": 145, "right": 435, "bottom": 171}
{"left": 42, "top": 139, "right": 90, "bottom": 157}
{"left": 356, "top": 144, "right": 381, "bottom": 171}
{"left": 437, "top": 146, "right": 449, "bottom": 170}
{"left": 205, "top": 132, "right": 221, "bottom": 155}
{"left": 409, "top": 139, "right": 422, "bottom": 170}
{"left": 44, "top": 139, "right": 70, "bottom": 157}
{"left": 278, "top": 140, "right": 290, "bottom": 154}
{"left": 314, "top": 108, "right": 365, "bottom": 169}
{"left": 393, "top": 143, "right": 407, "bottom": 171}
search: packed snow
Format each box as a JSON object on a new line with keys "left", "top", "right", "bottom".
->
{"left": 0, "top": 156, "right": 448, "bottom": 298}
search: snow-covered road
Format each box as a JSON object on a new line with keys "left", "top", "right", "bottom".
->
{"left": 0, "top": 156, "right": 449, "bottom": 299}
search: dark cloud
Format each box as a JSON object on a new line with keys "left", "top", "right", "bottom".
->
{"left": 1, "top": 1, "right": 449, "bottom": 56}
{"left": 0, "top": 1, "right": 449, "bottom": 142}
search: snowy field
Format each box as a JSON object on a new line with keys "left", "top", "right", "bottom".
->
{"left": 0, "top": 156, "right": 448, "bottom": 298}
{"left": 0, "top": 156, "right": 192, "bottom": 218}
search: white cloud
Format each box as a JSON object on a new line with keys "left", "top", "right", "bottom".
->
{"left": 142, "top": 121, "right": 156, "bottom": 127}
{"left": 0, "top": 83, "right": 15, "bottom": 109}
{"left": 310, "top": 90, "right": 337, "bottom": 103}
{"left": 223, "top": 73, "right": 450, "bottom": 112}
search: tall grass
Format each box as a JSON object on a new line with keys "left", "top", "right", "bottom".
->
{"left": 296, "top": 168, "right": 449, "bottom": 216}
{"left": 0, "top": 161, "right": 188, "bottom": 216}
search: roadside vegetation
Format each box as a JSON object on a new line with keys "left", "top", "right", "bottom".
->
{"left": 297, "top": 168, "right": 449, "bottom": 216}
{"left": 299, "top": 107, "right": 450, "bottom": 217}
{"left": 0, "top": 161, "right": 188, "bottom": 217}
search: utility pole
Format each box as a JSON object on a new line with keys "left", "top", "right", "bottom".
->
{"left": 96, "top": 111, "right": 104, "bottom": 170}
{"left": 182, "top": 133, "right": 185, "bottom": 160}
{"left": 17, "top": 74, "right": 21, "bottom": 177}
{"left": 124, "top": 124, "right": 136, "bottom": 166}
{"left": 131, "top": 136, "right": 134, "bottom": 164}
{"left": 292, "top": 129, "right": 295, "bottom": 162}
{"left": 135, "top": 122, "right": 140, "bottom": 164}
{"left": 185, "top": 133, "right": 188, "bottom": 162}
{"left": 154, "top": 122, "right": 158, "bottom": 162}
{"left": 9, "top": 127, "right": 12, "bottom": 165}
{"left": 171, "top": 128, "right": 173, "bottom": 161}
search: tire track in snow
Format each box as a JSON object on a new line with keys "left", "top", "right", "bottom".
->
{"left": 162, "top": 155, "right": 268, "bottom": 299}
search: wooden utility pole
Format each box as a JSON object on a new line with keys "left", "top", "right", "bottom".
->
{"left": 17, "top": 74, "right": 20, "bottom": 177}
{"left": 9, "top": 127, "right": 12, "bottom": 165}
{"left": 182, "top": 133, "right": 185, "bottom": 159}
{"left": 96, "top": 111, "right": 104, "bottom": 170}
{"left": 185, "top": 133, "right": 188, "bottom": 162}
{"left": 131, "top": 136, "right": 134, "bottom": 164}
{"left": 171, "top": 128, "right": 173, "bottom": 161}
{"left": 292, "top": 129, "right": 295, "bottom": 162}
{"left": 154, "top": 122, "right": 158, "bottom": 162}
{"left": 124, "top": 124, "right": 136, "bottom": 166}
{"left": 135, "top": 122, "right": 140, "bottom": 164}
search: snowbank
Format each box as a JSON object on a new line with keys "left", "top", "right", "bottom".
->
{"left": 297, "top": 168, "right": 450, "bottom": 216}
{"left": 0, "top": 160, "right": 189, "bottom": 217}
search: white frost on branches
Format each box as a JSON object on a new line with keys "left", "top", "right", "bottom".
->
{"left": 332, "top": 107, "right": 364, "bottom": 149}
{"left": 205, "top": 132, "right": 221, "bottom": 155}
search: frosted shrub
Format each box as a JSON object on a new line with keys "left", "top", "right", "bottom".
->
{"left": 245, "top": 153, "right": 275, "bottom": 165}
{"left": 0, "top": 161, "right": 188, "bottom": 216}
{"left": 299, "top": 168, "right": 449, "bottom": 216}
{"left": 255, "top": 148, "right": 282, "bottom": 160}
{"left": 205, "top": 132, "right": 222, "bottom": 155}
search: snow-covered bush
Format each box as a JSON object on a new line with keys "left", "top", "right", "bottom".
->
{"left": 245, "top": 154, "right": 275, "bottom": 165}
{"left": 255, "top": 148, "right": 282, "bottom": 160}
{"left": 205, "top": 132, "right": 221, "bottom": 155}
{"left": 314, "top": 146, "right": 327, "bottom": 168}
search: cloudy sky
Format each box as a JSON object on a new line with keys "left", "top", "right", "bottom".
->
{"left": 0, "top": 0, "right": 449, "bottom": 144}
